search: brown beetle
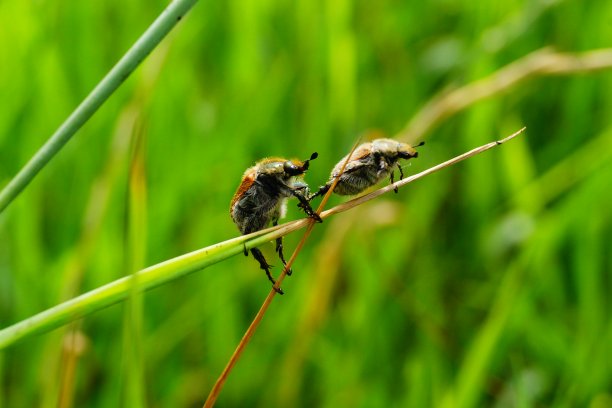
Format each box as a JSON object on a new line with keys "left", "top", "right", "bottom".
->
{"left": 230, "top": 153, "right": 320, "bottom": 293}
{"left": 310, "top": 139, "right": 423, "bottom": 199}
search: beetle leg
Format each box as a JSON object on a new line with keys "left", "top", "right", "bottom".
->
{"left": 273, "top": 219, "right": 292, "bottom": 276}
{"left": 250, "top": 247, "right": 284, "bottom": 295}
{"left": 308, "top": 183, "right": 330, "bottom": 201}
{"left": 390, "top": 170, "right": 398, "bottom": 193}
{"left": 390, "top": 162, "right": 404, "bottom": 194}
{"left": 276, "top": 178, "right": 322, "bottom": 222}
{"left": 293, "top": 190, "right": 323, "bottom": 223}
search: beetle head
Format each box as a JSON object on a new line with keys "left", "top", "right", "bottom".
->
{"left": 398, "top": 141, "right": 424, "bottom": 159}
{"left": 283, "top": 152, "right": 318, "bottom": 176}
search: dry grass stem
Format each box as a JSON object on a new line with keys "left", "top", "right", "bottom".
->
{"left": 397, "top": 47, "right": 612, "bottom": 142}
{"left": 202, "top": 141, "right": 361, "bottom": 408}
{"left": 202, "top": 128, "right": 524, "bottom": 406}
{"left": 325, "top": 127, "right": 526, "bottom": 218}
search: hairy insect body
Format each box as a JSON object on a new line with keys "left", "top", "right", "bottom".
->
{"left": 230, "top": 154, "right": 319, "bottom": 293}
{"left": 329, "top": 148, "right": 393, "bottom": 195}
{"left": 231, "top": 160, "right": 299, "bottom": 234}
{"left": 311, "top": 138, "right": 422, "bottom": 199}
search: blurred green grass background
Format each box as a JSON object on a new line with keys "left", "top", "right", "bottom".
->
{"left": 1, "top": 0, "right": 611, "bottom": 407}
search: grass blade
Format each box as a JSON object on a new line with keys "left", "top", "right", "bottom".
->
{"left": 0, "top": 0, "right": 198, "bottom": 214}
{"left": 0, "top": 129, "right": 524, "bottom": 350}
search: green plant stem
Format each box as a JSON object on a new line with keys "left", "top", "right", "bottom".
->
{"left": 0, "top": 0, "right": 198, "bottom": 214}
{"left": 0, "top": 128, "right": 524, "bottom": 349}
{"left": 0, "top": 227, "right": 291, "bottom": 349}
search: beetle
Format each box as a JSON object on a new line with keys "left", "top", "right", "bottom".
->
{"left": 230, "top": 152, "right": 320, "bottom": 293}
{"left": 309, "top": 138, "right": 424, "bottom": 199}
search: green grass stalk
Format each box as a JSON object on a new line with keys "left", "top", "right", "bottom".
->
{"left": 0, "top": 128, "right": 524, "bottom": 350}
{"left": 0, "top": 223, "right": 306, "bottom": 349}
{"left": 0, "top": 0, "right": 198, "bottom": 214}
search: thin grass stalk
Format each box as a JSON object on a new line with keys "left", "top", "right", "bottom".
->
{"left": 397, "top": 47, "right": 612, "bottom": 143}
{"left": 202, "top": 127, "right": 525, "bottom": 406}
{"left": 0, "top": 128, "right": 524, "bottom": 350}
{"left": 57, "top": 326, "right": 83, "bottom": 408}
{"left": 122, "top": 119, "right": 148, "bottom": 407}
{"left": 202, "top": 140, "right": 362, "bottom": 408}
{"left": 0, "top": 0, "right": 198, "bottom": 214}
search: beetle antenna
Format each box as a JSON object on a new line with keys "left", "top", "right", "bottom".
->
{"left": 300, "top": 152, "right": 318, "bottom": 171}
{"left": 415, "top": 141, "right": 425, "bottom": 148}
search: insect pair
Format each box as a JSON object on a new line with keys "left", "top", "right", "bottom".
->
{"left": 230, "top": 138, "right": 423, "bottom": 293}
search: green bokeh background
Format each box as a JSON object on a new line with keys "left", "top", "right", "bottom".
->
{"left": 1, "top": 0, "right": 611, "bottom": 407}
